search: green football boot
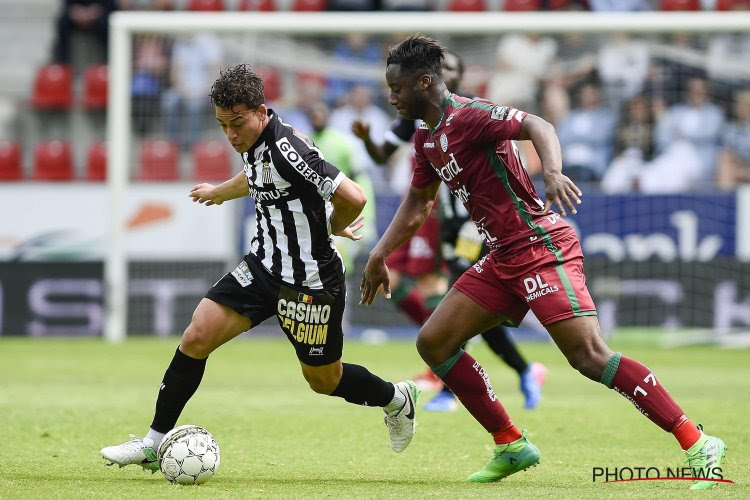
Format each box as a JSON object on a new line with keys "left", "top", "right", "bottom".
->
{"left": 467, "top": 430, "right": 541, "bottom": 483}
{"left": 684, "top": 425, "right": 727, "bottom": 490}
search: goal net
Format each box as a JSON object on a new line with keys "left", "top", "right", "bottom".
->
{"left": 107, "top": 10, "right": 750, "bottom": 343}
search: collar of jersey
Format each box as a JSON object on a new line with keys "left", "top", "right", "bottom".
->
{"left": 244, "top": 110, "right": 276, "bottom": 162}
{"left": 429, "top": 93, "right": 452, "bottom": 135}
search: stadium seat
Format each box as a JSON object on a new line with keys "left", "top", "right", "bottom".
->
{"left": 138, "top": 139, "right": 179, "bottom": 181}
{"left": 192, "top": 139, "right": 231, "bottom": 181}
{"left": 502, "top": 0, "right": 541, "bottom": 10}
{"left": 85, "top": 141, "right": 107, "bottom": 181}
{"left": 238, "top": 0, "right": 275, "bottom": 10}
{"left": 660, "top": 0, "right": 700, "bottom": 10}
{"left": 82, "top": 64, "right": 108, "bottom": 110}
{"left": 187, "top": 0, "right": 225, "bottom": 10}
{"left": 448, "top": 0, "right": 487, "bottom": 11}
{"left": 33, "top": 140, "right": 73, "bottom": 181}
{"left": 292, "top": 0, "right": 327, "bottom": 11}
{"left": 0, "top": 140, "right": 22, "bottom": 181}
{"left": 256, "top": 66, "right": 282, "bottom": 103}
{"left": 31, "top": 64, "right": 73, "bottom": 110}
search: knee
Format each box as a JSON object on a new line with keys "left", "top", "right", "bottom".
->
{"left": 565, "top": 343, "right": 612, "bottom": 381}
{"left": 416, "top": 329, "right": 447, "bottom": 367}
{"left": 304, "top": 372, "right": 339, "bottom": 395}
{"left": 180, "top": 319, "right": 215, "bottom": 359}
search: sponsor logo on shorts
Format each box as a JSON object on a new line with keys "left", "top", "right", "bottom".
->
{"left": 524, "top": 273, "right": 559, "bottom": 302}
{"left": 230, "top": 261, "right": 254, "bottom": 287}
{"left": 277, "top": 297, "right": 331, "bottom": 345}
{"left": 472, "top": 254, "right": 490, "bottom": 273}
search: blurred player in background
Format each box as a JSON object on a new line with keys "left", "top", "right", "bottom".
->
{"left": 360, "top": 35, "right": 727, "bottom": 489}
{"left": 353, "top": 49, "right": 546, "bottom": 412}
{"left": 101, "top": 64, "right": 419, "bottom": 473}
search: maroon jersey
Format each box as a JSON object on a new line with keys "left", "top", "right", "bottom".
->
{"left": 411, "top": 94, "right": 573, "bottom": 254}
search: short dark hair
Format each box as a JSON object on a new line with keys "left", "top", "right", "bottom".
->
{"left": 209, "top": 63, "right": 264, "bottom": 110}
{"left": 386, "top": 34, "right": 445, "bottom": 78}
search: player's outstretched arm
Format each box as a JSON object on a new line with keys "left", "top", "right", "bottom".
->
{"left": 360, "top": 180, "right": 440, "bottom": 305}
{"left": 520, "top": 114, "right": 582, "bottom": 217}
{"left": 352, "top": 120, "right": 398, "bottom": 165}
{"left": 329, "top": 176, "right": 367, "bottom": 236}
{"left": 189, "top": 171, "right": 249, "bottom": 206}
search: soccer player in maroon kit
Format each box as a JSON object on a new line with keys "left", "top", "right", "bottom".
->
{"left": 360, "top": 35, "right": 727, "bottom": 489}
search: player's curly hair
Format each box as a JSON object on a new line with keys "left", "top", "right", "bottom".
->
{"left": 209, "top": 63, "right": 264, "bottom": 109}
{"left": 386, "top": 34, "right": 445, "bottom": 78}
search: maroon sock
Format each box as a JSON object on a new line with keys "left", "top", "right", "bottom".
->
{"left": 434, "top": 349, "right": 511, "bottom": 433}
{"left": 396, "top": 288, "right": 431, "bottom": 325}
{"left": 601, "top": 353, "right": 685, "bottom": 432}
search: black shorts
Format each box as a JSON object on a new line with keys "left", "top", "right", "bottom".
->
{"left": 205, "top": 255, "right": 346, "bottom": 366}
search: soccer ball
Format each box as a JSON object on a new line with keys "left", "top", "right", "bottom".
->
{"left": 157, "top": 425, "right": 220, "bottom": 485}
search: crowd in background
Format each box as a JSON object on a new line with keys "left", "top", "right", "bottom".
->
{"left": 5, "top": 0, "right": 750, "bottom": 194}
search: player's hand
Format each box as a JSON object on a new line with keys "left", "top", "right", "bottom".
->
{"left": 542, "top": 173, "right": 581, "bottom": 217}
{"left": 334, "top": 215, "right": 365, "bottom": 241}
{"left": 360, "top": 254, "right": 390, "bottom": 305}
{"left": 351, "top": 120, "right": 371, "bottom": 141}
{"left": 190, "top": 183, "right": 222, "bottom": 206}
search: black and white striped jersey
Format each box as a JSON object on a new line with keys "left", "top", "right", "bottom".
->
{"left": 242, "top": 111, "right": 346, "bottom": 290}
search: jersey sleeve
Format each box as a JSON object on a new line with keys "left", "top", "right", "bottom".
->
{"left": 463, "top": 103, "right": 527, "bottom": 145}
{"left": 275, "top": 133, "right": 344, "bottom": 201}
{"left": 410, "top": 129, "right": 440, "bottom": 189}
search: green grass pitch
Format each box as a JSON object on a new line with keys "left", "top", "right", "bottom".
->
{"left": 0, "top": 334, "right": 747, "bottom": 498}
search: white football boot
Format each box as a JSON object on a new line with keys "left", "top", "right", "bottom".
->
{"left": 384, "top": 380, "right": 420, "bottom": 453}
{"left": 101, "top": 434, "right": 159, "bottom": 473}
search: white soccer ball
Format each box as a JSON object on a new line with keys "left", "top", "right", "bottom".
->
{"left": 157, "top": 425, "right": 220, "bottom": 485}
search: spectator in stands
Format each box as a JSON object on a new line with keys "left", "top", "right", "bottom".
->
{"left": 132, "top": 35, "right": 171, "bottom": 136}
{"left": 588, "top": 0, "right": 652, "bottom": 10}
{"left": 596, "top": 33, "right": 650, "bottom": 108}
{"left": 308, "top": 101, "right": 377, "bottom": 267}
{"left": 327, "top": 34, "right": 383, "bottom": 107}
{"left": 381, "top": 0, "right": 431, "bottom": 9}
{"left": 556, "top": 80, "right": 617, "bottom": 182}
{"left": 327, "top": 0, "right": 380, "bottom": 9}
{"left": 600, "top": 93, "right": 655, "bottom": 193}
{"left": 161, "top": 34, "right": 222, "bottom": 150}
{"left": 487, "top": 32, "right": 557, "bottom": 115}
{"left": 717, "top": 89, "right": 750, "bottom": 190}
{"left": 647, "top": 32, "right": 706, "bottom": 112}
{"left": 706, "top": 30, "right": 750, "bottom": 110}
{"left": 654, "top": 76, "right": 725, "bottom": 184}
{"left": 275, "top": 74, "right": 328, "bottom": 134}
{"left": 51, "top": 0, "right": 116, "bottom": 65}
{"left": 329, "top": 84, "right": 392, "bottom": 188}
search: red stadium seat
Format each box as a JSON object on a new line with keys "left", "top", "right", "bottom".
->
{"left": 502, "top": 0, "right": 540, "bottom": 10}
{"left": 31, "top": 64, "right": 73, "bottom": 110}
{"left": 82, "top": 64, "right": 108, "bottom": 110}
{"left": 0, "top": 140, "right": 22, "bottom": 181}
{"left": 138, "top": 139, "right": 179, "bottom": 181}
{"left": 192, "top": 139, "right": 231, "bottom": 181}
{"left": 33, "top": 140, "right": 73, "bottom": 181}
{"left": 238, "top": 0, "right": 275, "bottom": 10}
{"left": 292, "top": 0, "right": 326, "bottom": 11}
{"left": 256, "top": 66, "right": 282, "bottom": 103}
{"left": 448, "top": 0, "right": 486, "bottom": 11}
{"left": 187, "top": 0, "right": 225, "bottom": 10}
{"left": 660, "top": 0, "right": 700, "bottom": 10}
{"left": 715, "top": 0, "right": 750, "bottom": 9}
{"left": 86, "top": 141, "right": 107, "bottom": 181}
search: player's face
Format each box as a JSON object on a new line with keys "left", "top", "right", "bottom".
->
{"left": 385, "top": 63, "right": 427, "bottom": 120}
{"left": 442, "top": 53, "right": 462, "bottom": 94}
{"left": 215, "top": 103, "right": 268, "bottom": 153}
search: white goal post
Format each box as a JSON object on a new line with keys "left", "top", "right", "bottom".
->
{"left": 106, "top": 10, "right": 750, "bottom": 342}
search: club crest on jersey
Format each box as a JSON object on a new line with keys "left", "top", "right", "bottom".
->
{"left": 440, "top": 133, "right": 448, "bottom": 152}
{"left": 261, "top": 161, "right": 273, "bottom": 185}
{"left": 491, "top": 106, "right": 510, "bottom": 121}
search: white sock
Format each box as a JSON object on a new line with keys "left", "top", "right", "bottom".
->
{"left": 146, "top": 428, "right": 165, "bottom": 449}
{"left": 384, "top": 383, "right": 405, "bottom": 413}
